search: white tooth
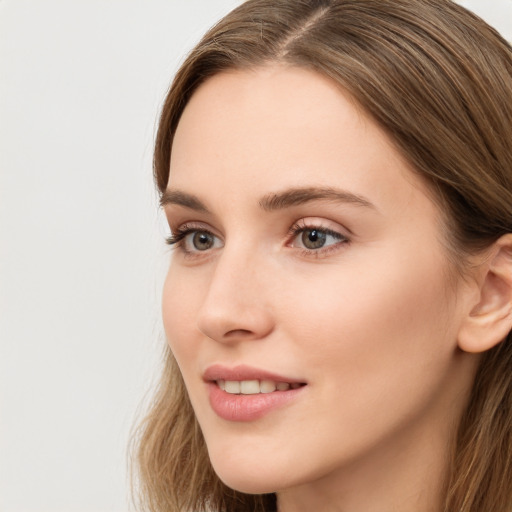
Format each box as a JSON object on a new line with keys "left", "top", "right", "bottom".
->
{"left": 276, "top": 382, "right": 290, "bottom": 391}
{"left": 225, "top": 381, "right": 241, "bottom": 394}
{"left": 241, "top": 380, "right": 260, "bottom": 394}
{"left": 218, "top": 379, "right": 225, "bottom": 391}
{"left": 260, "top": 380, "right": 277, "bottom": 393}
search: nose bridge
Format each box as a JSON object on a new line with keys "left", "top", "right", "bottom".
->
{"left": 197, "top": 241, "right": 273, "bottom": 342}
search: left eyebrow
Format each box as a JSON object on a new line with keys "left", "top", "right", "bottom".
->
{"left": 259, "top": 186, "right": 376, "bottom": 211}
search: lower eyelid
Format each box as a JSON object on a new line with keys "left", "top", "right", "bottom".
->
{"left": 298, "top": 244, "right": 347, "bottom": 258}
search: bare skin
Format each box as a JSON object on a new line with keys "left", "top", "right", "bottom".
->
{"left": 162, "top": 65, "right": 486, "bottom": 512}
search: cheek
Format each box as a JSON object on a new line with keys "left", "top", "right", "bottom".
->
{"left": 162, "top": 266, "right": 201, "bottom": 368}
{"left": 281, "top": 249, "right": 458, "bottom": 424}
{"left": 283, "top": 247, "right": 453, "bottom": 342}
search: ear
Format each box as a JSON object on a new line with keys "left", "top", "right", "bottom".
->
{"left": 458, "top": 234, "right": 512, "bottom": 353}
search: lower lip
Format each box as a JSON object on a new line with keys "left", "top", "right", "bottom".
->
{"left": 207, "top": 382, "right": 306, "bottom": 422}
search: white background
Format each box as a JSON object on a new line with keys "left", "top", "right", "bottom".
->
{"left": 1, "top": 1, "right": 510, "bottom": 511}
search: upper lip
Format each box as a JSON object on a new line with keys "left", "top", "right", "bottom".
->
{"left": 203, "top": 364, "right": 306, "bottom": 384}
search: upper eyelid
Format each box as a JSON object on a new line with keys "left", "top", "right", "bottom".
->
{"left": 169, "top": 217, "right": 349, "bottom": 233}
{"left": 288, "top": 217, "right": 351, "bottom": 235}
{"left": 170, "top": 220, "right": 219, "bottom": 234}
{"left": 163, "top": 204, "right": 220, "bottom": 232}
{"left": 167, "top": 218, "right": 351, "bottom": 241}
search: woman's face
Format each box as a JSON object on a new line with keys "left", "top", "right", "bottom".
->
{"left": 162, "top": 66, "right": 476, "bottom": 496}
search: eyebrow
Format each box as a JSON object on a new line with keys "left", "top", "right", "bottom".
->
{"left": 259, "top": 186, "right": 376, "bottom": 211}
{"left": 160, "top": 186, "right": 376, "bottom": 212}
{"left": 160, "top": 190, "right": 209, "bottom": 212}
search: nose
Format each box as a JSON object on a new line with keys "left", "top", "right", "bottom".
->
{"left": 196, "top": 247, "right": 275, "bottom": 344}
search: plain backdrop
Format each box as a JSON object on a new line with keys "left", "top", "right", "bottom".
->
{"left": 0, "top": 1, "right": 511, "bottom": 511}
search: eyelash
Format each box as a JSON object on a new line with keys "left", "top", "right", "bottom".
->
{"left": 166, "top": 221, "right": 350, "bottom": 258}
{"left": 165, "top": 224, "right": 215, "bottom": 251}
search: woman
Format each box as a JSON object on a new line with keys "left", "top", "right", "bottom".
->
{"left": 133, "top": 1, "right": 512, "bottom": 511}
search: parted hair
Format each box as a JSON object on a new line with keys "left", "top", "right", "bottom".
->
{"left": 132, "top": 1, "right": 512, "bottom": 511}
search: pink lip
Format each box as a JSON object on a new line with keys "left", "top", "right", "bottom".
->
{"left": 203, "top": 364, "right": 307, "bottom": 422}
{"left": 203, "top": 364, "right": 305, "bottom": 384}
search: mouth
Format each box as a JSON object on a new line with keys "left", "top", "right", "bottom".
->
{"left": 203, "top": 365, "right": 307, "bottom": 421}
{"left": 215, "top": 379, "right": 306, "bottom": 394}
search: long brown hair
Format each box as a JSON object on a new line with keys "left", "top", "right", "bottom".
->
{"left": 133, "top": 1, "right": 512, "bottom": 511}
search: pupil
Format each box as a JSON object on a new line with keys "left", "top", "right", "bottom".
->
{"left": 193, "top": 232, "right": 214, "bottom": 250}
{"left": 302, "top": 229, "right": 326, "bottom": 249}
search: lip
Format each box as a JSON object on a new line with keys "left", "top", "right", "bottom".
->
{"left": 203, "top": 364, "right": 306, "bottom": 384}
{"left": 203, "top": 364, "right": 307, "bottom": 422}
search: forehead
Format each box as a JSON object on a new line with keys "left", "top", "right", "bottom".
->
{"left": 172, "top": 66, "right": 370, "bottom": 166}
{"left": 169, "top": 65, "right": 435, "bottom": 220}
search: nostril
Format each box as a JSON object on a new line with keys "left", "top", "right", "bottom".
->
{"left": 224, "top": 328, "right": 256, "bottom": 338}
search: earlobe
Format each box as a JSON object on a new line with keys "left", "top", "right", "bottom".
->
{"left": 458, "top": 234, "right": 512, "bottom": 354}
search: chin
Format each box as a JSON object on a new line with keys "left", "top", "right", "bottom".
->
{"left": 207, "top": 447, "right": 287, "bottom": 495}
{"left": 217, "top": 474, "right": 277, "bottom": 495}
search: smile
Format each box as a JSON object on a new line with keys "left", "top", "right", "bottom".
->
{"left": 204, "top": 365, "right": 307, "bottom": 421}
{"left": 217, "top": 379, "right": 304, "bottom": 394}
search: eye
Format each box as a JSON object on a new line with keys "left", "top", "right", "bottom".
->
{"left": 299, "top": 228, "right": 331, "bottom": 249}
{"left": 188, "top": 231, "right": 216, "bottom": 251}
{"left": 166, "top": 225, "right": 223, "bottom": 254}
{"left": 289, "top": 222, "right": 348, "bottom": 253}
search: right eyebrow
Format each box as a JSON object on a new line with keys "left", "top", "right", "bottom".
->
{"left": 159, "top": 190, "right": 209, "bottom": 213}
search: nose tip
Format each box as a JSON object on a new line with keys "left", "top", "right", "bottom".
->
{"left": 197, "top": 298, "right": 274, "bottom": 344}
{"left": 196, "top": 258, "right": 274, "bottom": 344}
